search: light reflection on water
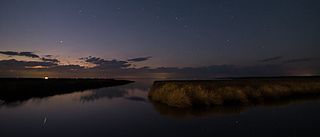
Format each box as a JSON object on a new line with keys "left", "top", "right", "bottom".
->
{"left": 1, "top": 80, "right": 320, "bottom": 137}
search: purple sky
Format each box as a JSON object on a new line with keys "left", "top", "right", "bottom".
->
{"left": 0, "top": 0, "right": 319, "bottom": 78}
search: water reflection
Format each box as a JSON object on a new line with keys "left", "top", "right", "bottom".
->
{"left": 78, "top": 79, "right": 152, "bottom": 103}
{"left": 79, "top": 83, "right": 149, "bottom": 103}
{"left": 1, "top": 79, "right": 320, "bottom": 119}
{"left": 0, "top": 99, "right": 4, "bottom": 105}
{"left": 79, "top": 87, "right": 129, "bottom": 103}
{"left": 0, "top": 83, "right": 134, "bottom": 107}
{"left": 0, "top": 81, "right": 150, "bottom": 108}
{"left": 150, "top": 95, "right": 320, "bottom": 118}
{"left": 151, "top": 102, "right": 246, "bottom": 118}
{"left": 0, "top": 79, "right": 132, "bottom": 105}
{"left": 124, "top": 96, "right": 148, "bottom": 102}
{"left": 1, "top": 80, "right": 320, "bottom": 137}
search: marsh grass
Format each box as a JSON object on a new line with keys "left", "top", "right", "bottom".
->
{"left": 148, "top": 77, "right": 320, "bottom": 108}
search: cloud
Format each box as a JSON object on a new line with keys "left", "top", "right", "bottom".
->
{"left": 0, "top": 54, "right": 317, "bottom": 78}
{"left": 259, "top": 56, "right": 282, "bottom": 63}
{"left": 127, "top": 56, "right": 152, "bottom": 62}
{"left": 147, "top": 64, "right": 287, "bottom": 79}
{"left": 0, "top": 51, "right": 60, "bottom": 64}
{"left": 48, "top": 65, "right": 84, "bottom": 71}
{"left": 0, "top": 51, "right": 40, "bottom": 58}
{"left": 44, "top": 55, "right": 53, "bottom": 58}
{"left": 41, "top": 57, "right": 60, "bottom": 63}
{"left": 81, "top": 56, "right": 130, "bottom": 69}
{"left": 0, "top": 59, "right": 57, "bottom": 69}
{"left": 283, "top": 58, "right": 312, "bottom": 64}
{"left": 259, "top": 56, "right": 314, "bottom": 64}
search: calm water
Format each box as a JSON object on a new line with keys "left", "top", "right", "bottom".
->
{"left": 1, "top": 80, "right": 320, "bottom": 137}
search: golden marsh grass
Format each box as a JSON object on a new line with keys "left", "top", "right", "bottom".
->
{"left": 148, "top": 77, "right": 320, "bottom": 108}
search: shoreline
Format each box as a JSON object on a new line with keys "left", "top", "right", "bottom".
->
{"left": 0, "top": 78, "right": 134, "bottom": 103}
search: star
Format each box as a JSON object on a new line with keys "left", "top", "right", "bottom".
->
{"left": 225, "top": 40, "right": 231, "bottom": 46}
{"left": 57, "top": 40, "right": 64, "bottom": 44}
{"left": 78, "top": 9, "right": 84, "bottom": 15}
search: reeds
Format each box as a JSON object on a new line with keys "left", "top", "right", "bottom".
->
{"left": 148, "top": 77, "right": 320, "bottom": 108}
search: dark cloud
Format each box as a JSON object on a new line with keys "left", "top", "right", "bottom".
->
{"left": 0, "top": 51, "right": 40, "bottom": 58}
{"left": 259, "top": 56, "right": 313, "bottom": 65}
{"left": 19, "top": 52, "right": 40, "bottom": 58}
{"left": 127, "top": 56, "right": 152, "bottom": 62}
{"left": 49, "top": 65, "right": 84, "bottom": 71}
{"left": 41, "top": 58, "right": 60, "bottom": 63}
{"left": 80, "top": 56, "right": 104, "bottom": 64}
{"left": 148, "top": 64, "right": 287, "bottom": 79}
{"left": 0, "top": 51, "right": 60, "bottom": 64}
{"left": 283, "top": 58, "right": 312, "bottom": 64}
{"left": 44, "top": 55, "right": 53, "bottom": 58}
{"left": 259, "top": 56, "right": 282, "bottom": 63}
{"left": 82, "top": 56, "right": 130, "bottom": 69}
{"left": 0, "top": 55, "right": 317, "bottom": 78}
{"left": 0, "top": 59, "right": 57, "bottom": 69}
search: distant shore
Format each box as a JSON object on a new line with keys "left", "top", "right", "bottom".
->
{"left": 0, "top": 78, "right": 134, "bottom": 103}
{"left": 148, "top": 76, "right": 320, "bottom": 108}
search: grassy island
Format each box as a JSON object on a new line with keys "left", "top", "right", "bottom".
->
{"left": 148, "top": 77, "right": 320, "bottom": 108}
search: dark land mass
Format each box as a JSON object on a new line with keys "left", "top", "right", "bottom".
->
{"left": 0, "top": 78, "right": 133, "bottom": 104}
{"left": 149, "top": 76, "right": 320, "bottom": 108}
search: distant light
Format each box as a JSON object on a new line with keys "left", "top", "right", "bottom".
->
{"left": 44, "top": 76, "right": 49, "bottom": 80}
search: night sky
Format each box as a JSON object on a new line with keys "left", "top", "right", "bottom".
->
{"left": 0, "top": 0, "right": 319, "bottom": 78}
